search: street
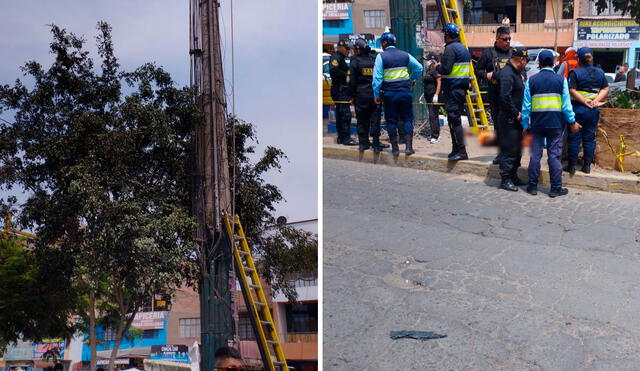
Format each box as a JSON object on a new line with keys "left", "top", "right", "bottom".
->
{"left": 323, "top": 158, "right": 640, "bottom": 370}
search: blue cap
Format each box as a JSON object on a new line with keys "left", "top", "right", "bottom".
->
{"left": 578, "top": 47, "right": 592, "bottom": 59}
{"left": 538, "top": 50, "right": 555, "bottom": 65}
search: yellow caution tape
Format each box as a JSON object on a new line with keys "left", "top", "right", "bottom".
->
{"left": 598, "top": 128, "right": 640, "bottom": 172}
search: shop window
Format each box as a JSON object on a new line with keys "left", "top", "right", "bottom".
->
{"left": 179, "top": 318, "right": 200, "bottom": 338}
{"left": 364, "top": 10, "right": 385, "bottom": 29}
{"left": 464, "top": 0, "right": 516, "bottom": 25}
{"left": 238, "top": 315, "right": 256, "bottom": 340}
{"left": 425, "top": 6, "right": 441, "bottom": 29}
{"left": 324, "top": 20, "right": 345, "bottom": 28}
{"left": 522, "top": 0, "right": 545, "bottom": 23}
{"left": 143, "top": 329, "right": 157, "bottom": 339}
{"left": 562, "top": 0, "right": 573, "bottom": 19}
{"left": 285, "top": 303, "right": 318, "bottom": 334}
{"left": 590, "top": 0, "right": 625, "bottom": 16}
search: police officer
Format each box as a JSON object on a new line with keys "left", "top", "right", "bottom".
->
{"left": 372, "top": 32, "right": 423, "bottom": 155}
{"left": 437, "top": 23, "right": 471, "bottom": 161}
{"left": 566, "top": 47, "right": 609, "bottom": 174}
{"left": 521, "top": 50, "right": 579, "bottom": 197}
{"left": 475, "top": 26, "right": 512, "bottom": 164}
{"left": 330, "top": 40, "right": 357, "bottom": 146}
{"left": 349, "top": 39, "right": 388, "bottom": 152}
{"left": 496, "top": 47, "right": 528, "bottom": 191}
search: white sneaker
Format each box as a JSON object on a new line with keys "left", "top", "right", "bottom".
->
{"left": 429, "top": 137, "right": 440, "bottom": 144}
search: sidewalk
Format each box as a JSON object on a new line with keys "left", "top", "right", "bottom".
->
{"left": 323, "top": 120, "right": 640, "bottom": 195}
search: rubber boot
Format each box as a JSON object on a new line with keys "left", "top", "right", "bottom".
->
{"left": 358, "top": 135, "right": 370, "bottom": 152}
{"left": 500, "top": 178, "right": 518, "bottom": 192}
{"left": 581, "top": 157, "right": 592, "bottom": 174}
{"left": 405, "top": 134, "right": 415, "bottom": 155}
{"left": 371, "top": 137, "right": 383, "bottom": 153}
{"left": 564, "top": 158, "right": 576, "bottom": 175}
{"left": 390, "top": 136, "right": 400, "bottom": 156}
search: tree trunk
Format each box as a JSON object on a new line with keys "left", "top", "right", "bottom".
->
{"left": 107, "top": 313, "right": 136, "bottom": 371}
{"left": 89, "top": 291, "right": 97, "bottom": 371}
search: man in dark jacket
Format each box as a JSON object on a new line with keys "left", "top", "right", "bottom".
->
{"left": 349, "top": 39, "right": 388, "bottom": 152}
{"left": 330, "top": 40, "right": 357, "bottom": 145}
{"left": 497, "top": 47, "right": 529, "bottom": 191}
{"left": 475, "top": 26, "right": 512, "bottom": 164}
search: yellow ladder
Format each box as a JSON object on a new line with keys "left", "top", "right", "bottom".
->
{"left": 222, "top": 214, "right": 289, "bottom": 371}
{"left": 437, "top": 0, "right": 490, "bottom": 134}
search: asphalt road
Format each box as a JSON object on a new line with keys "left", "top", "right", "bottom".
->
{"left": 323, "top": 158, "right": 640, "bottom": 371}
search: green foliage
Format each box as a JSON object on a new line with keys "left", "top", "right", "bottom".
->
{"left": 0, "top": 21, "right": 199, "bottom": 360}
{"left": 228, "top": 119, "right": 317, "bottom": 302}
{"left": 603, "top": 90, "right": 640, "bottom": 109}
{"left": 595, "top": 0, "right": 640, "bottom": 22}
{"left": 0, "top": 238, "right": 79, "bottom": 353}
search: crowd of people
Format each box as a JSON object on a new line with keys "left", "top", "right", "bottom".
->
{"left": 328, "top": 24, "right": 610, "bottom": 198}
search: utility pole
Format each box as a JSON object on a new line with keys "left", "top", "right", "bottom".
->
{"left": 189, "top": 1, "right": 235, "bottom": 371}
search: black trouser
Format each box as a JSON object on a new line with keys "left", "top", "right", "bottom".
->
{"left": 334, "top": 102, "right": 352, "bottom": 141}
{"left": 443, "top": 88, "right": 466, "bottom": 153}
{"left": 425, "top": 92, "right": 440, "bottom": 139}
{"left": 354, "top": 97, "right": 381, "bottom": 143}
{"left": 497, "top": 111, "right": 523, "bottom": 180}
{"left": 487, "top": 86, "right": 501, "bottom": 152}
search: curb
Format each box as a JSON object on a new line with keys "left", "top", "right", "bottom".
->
{"left": 323, "top": 146, "right": 640, "bottom": 195}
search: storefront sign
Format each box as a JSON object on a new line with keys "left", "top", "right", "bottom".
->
{"left": 577, "top": 19, "right": 640, "bottom": 40}
{"left": 338, "top": 33, "right": 375, "bottom": 43}
{"left": 3, "top": 345, "right": 33, "bottom": 361}
{"left": 132, "top": 311, "right": 166, "bottom": 330}
{"left": 33, "top": 339, "right": 65, "bottom": 359}
{"left": 323, "top": 3, "right": 350, "bottom": 20}
{"left": 97, "top": 359, "right": 129, "bottom": 365}
{"left": 575, "top": 40, "right": 633, "bottom": 48}
{"left": 150, "top": 345, "right": 190, "bottom": 364}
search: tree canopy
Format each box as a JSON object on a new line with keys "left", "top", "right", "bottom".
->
{"left": 594, "top": 0, "right": 640, "bottom": 23}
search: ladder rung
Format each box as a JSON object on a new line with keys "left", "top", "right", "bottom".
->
{"left": 260, "top": 320, "right": 273, "bottom": 326}
{"left": 273, "top": 361, "right": 285, "bottom": 365}
{"left": 266, "top": 340, "right": 278, "bottom": 344}
{"left": 238, "top": 250, "right": 249, "bottom": 256}
{"left": 244, "top": 267, "right": 255, "bottom": 273}
{"left": 249, "top": 283, "right": 260, "bottom": 289}
{"left": 255, "top": 301, "right": 266, "bottom": 307}
{"left": 476, "top": 125, "right": 489, "bottom": 128}
{"left": 233, "top": 235, "right": 244, "bottom": 241}
{"left": 446, "top": 8, "right": 458, "bottom": 12}
{"left": 473, "top": 109, "right": 484, "bottom": 113}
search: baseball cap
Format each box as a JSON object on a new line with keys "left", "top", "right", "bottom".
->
{"left": 337, "top": 40, "right": 352, "bottom": 49}
{"left": 538, "top": 50, "right": 555, "bottom": 65}
{"left": 577, "top": 46, "right": 592, "bottom": 59}
{"left": 511, "top": 47, "right": 529, "bottom": 61}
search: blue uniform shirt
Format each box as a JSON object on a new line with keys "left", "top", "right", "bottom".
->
{"left": 372, "top": 46, "right": 423, "bottom": 99}
{"left": 521, "top": 68, "right": 575, "bottom": 129}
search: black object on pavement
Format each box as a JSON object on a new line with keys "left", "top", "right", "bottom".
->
{"left": 389, "top": 330, "right": 447, "bottom": 341}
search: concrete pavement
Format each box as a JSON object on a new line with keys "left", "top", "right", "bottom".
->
{"left": 323, "top": 158, "right": 640, "bottom": 370}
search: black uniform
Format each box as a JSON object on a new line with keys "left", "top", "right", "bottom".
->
{"left": 475, "top": 44, "right": 511, "bottom": 125}
{"left": 329, "top": 51, "right": 353, "bottom": 143}
{"left": 497, "top": 60, "right": 525, "bottom": 182}
{"left": 349, "top": 50, "right": 383, "bottom": 150}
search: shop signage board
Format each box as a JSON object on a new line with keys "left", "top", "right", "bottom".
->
{"left": 338, "top": 33, "right": 375, "bottom": 44}
{"left": 323, "top": 3, "right": 350, "bottom": 20}
{"left": 577, "top": 19, "right": 640, "bottom": 41}
{"left": 574, "top": 41, "right": 633, "bottom": 48}
{"left": 33, "top": 339, "right": 65, "bottom": 359}
{"left": 150, "top": 345, "right": 190, "bottom": 364}
{"left": 132, "top": 311, "right": 166, "bottom": 330}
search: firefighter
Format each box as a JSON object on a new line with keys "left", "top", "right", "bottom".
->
{"left": 349, "top": 39, "right": 388, "bottom": 152}
{"left": 475, "top": 26, "right": 512, "bottom": 164}
{"left": 329, "top": 40, "right": 357, "bottom": 146}
{"left": 496, "top": 47, "right": 528, "bottom": 191}
{"left": 372, "top": 32, "right": 423, "bottom": 155}
{"left": 566, "top": 47, "right": 609, "bottom": 174}
{"left": 521, "top": 50, "right": 579, "bottom": 197}
{"left": 437, "top": 23, "right": 471, "bottom": 161}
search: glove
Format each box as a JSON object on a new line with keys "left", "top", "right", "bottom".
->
{"left": 432, "top": 95, "right": 439, "bottom": 104}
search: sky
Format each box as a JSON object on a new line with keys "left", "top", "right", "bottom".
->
{"left": 0, "top": 0, "right": 318, "bottom": 223}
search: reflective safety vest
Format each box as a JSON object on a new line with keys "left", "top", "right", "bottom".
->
{"left": 570, "top": 65, "right": 606, "bottom": 108}
{"left": 441, "top": 41, "right": 471, "bottom": 91}
{"left": 529, "top": 69, "right": 566, "bottom": 129}
{"left": 380, "top": 47, "right": 411, "bottom": 92}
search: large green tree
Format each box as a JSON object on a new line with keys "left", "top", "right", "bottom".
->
{"left": 0, "top": 20, "right": 316, "bottom": 370}
{"left": 0, "top": 22, "right": 199, "bottom": 371}
{"left": 594, "top": 0, "right": 639, "bottom": 22}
